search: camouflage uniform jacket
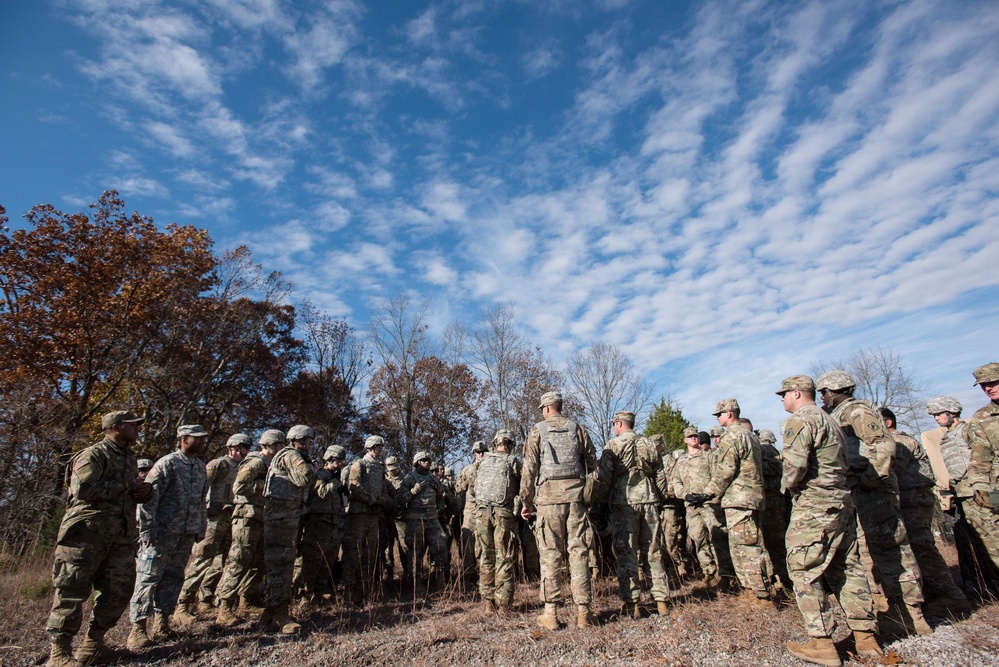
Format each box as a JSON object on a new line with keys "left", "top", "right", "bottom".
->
{"left": 520, "top": 415, "right": 597, "bottom": 506}
{"left": 231, "top": 452, "right": 268, "bottom": 520}
{"left": 968, "top": 400, "right": 999, "bottom": 495}
{"left": 455, "top": 461, "right": 480, "bottom": 520}
{"left": 306, "top": 467, "right": 345, "bottom": 515}
{"left": 780, "top": 403, "right": 850, "bottom": 507}
{"left": 940, "top": 420, "right": 973, "bottom": 496}
{"left": 398, "top": 470, "right": 447, "bottom": 520}
{"left": 673, "top": 449, "right": 714, "bottom": 502}
{"left": 704, "top": 424, "right": 764, "bottom": 510}
{"left": 891, "top": 431, "right": 935, "bottom": 492}
{"left": 760, "top": 443, "right": 783, "bottom": 493}
{"left": 62, "top": 437, "right": 139, "bottom": 540}
{"left": 264, "top": 447, "right": 315, "bottom": 504}
{"left": 205, "top": 455, "right": 239, "bottom": 518}
{"left": 346, "top": 455, "right": 396, "bottom": 515}
{"left": 139, "top": 450, "right": 207, "bottom": 542}
{"left": 597, "top": 430, "right": 667, "bottom": 506}
{"left": 829, "top": 397, "right": 898, "bottom": 493}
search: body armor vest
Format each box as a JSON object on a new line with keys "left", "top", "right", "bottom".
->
{"left": 537, "top": 420, "right": 584, "bottom": 485}
{"left": 940, "top": 421, "right": 971, "bottom": 482}
{"left": 264, "top": 447, "right": 309, "bottom": 504}
{"left": 206, "top": 456, "right": 238, "bottom": 513}
{"left": 475, "top": 452, "right": 516, "bottom": 507}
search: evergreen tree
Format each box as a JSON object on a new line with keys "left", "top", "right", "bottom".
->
{"left": 643, "top": 396, "right": 691, "bottom": 454}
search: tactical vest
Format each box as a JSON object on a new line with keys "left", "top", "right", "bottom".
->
{"left": 264, "top": 447, "right": 310, "bottom": 504}
{"left": 358, "top": 457, "right": 387, "bottom": 500}
{"left": 406, "top": 472, "right": 439, "bottom": 516}
{"left": 940, "top": 421, "right": 971, "bottom": 482}
{"left": 475, "top": 452, "right": 516, "bottom": 507}
{"left": 537, "top": 420, "right": 584, "bottom": 485}
{"left": 206, "top": 456, "right": 238, "bottom": 514}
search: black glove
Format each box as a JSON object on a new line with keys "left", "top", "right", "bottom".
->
{"left": 684, "top": 493, "right": 712, "bottom": 507}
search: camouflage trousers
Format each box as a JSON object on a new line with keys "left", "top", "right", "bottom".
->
{"left": 342, "top": 512, "right": 381, "bottom": 602}
{"left": 610, "top": 503, "right": 670, "bottom": 603}
{"left": 685, "top": 504, "right": 721, "bottom": 577}
{"left": 263, "top": 504, "right": 302, "bottom": 607}
{"left": 534, "top": 501, "right": 592, "bottom": 604}
{"left": 761, "top": 491, "right": 790, "bottom": 587}
{"left": 178, "top": 508, "right": 232, "bottom": 605}
{"left": 382, "top": 517, "right": 402, "bottom": 579}
{"left": 519, "top": 516, "right": 541, "bottom": 581}
{"left": 660, "top": 501, "right": 689, "bottom": 575}
{"left": 293, "top": 513, "right": 342, "bottom": 597}
{"left": 404, "top": 517, "right": 450, "bottom": 587}
{"left": 475, "top": 505, "right": 517, "bottom": 605}
{"left": 724, "top": 508, "right": 772, "bottom": 595}
{"left": 130, "top": 533, "right": 197, "bottom": 622}
{"left": 710, "top": 505, "right": 736, "bottom": 577}
{"left": 854, "top": 488, "right": 923, "bottom": 607}
{"left": 47, "top": 518, "right": 135, "bottom": 640}
{"left": 960, "top": 497, "right": 999, "bottom": 581}
{"left": 460, "top": 507, "right": 479, "bottom": 584}
{"left": 899, "top": 489, "right": 966, "bottom": 601}
{"left": 786, "top": 497, "right": 875, "bottom": 638}
{"left": 215, "top": 514, "right": 263, "bottom": 604}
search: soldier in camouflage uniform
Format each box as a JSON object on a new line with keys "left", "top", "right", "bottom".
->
{"left": 455, "top": 441, "right": 487, "bottom": 586}
{"left": 397, "top": 451, "right": 451, "bottom": 589}
{"left": 128, "top": 425, "right": 208, "bottom": 650}
{"left": 435, "top": 463, "right": 458, "bottom": 560}
{"left": 777, "top": 375, "right": 882, "bottom": 667}
{"left": 384, "top": 455, "right": 408, "bottom": 581}
{"left": 45, "top": 411, "right": 151, "bottom": 667}
{"left": 342, "top": 436, "right": 396, "bottom": 605}
{"left": 175, "top": 433, "right": 251, "bottom": 622}
{"left": 214, "top": 430, "right": 283, "bottom": 626}
{"left": 260, "top": 424, "right": 316, "bottom": 634}
{"left": 654, "top": 434, "right": 691, "bottom": 581}
{"left": 475, "top": 430, "right": 522, "bottom": 612}
{"left": 704, "top": 401, "right": 773, "bottom": 601}
{"left": 964, "top": 363, "right": 999, "bottom": 586}
{"left": 817, "top": 370, "right": 931, "bottom": 636}
{"left": 882, "top": 406, "right": 969, "bottom": 614}
{"left": 597, "top": 411, "right": 671, "bottom": 617}
{"left": 294, "top": 444, "right": 346, "bottom": 603}
{"left": 674, "top": 429, "right": 723, "bottom": 585}
{"left": 757, "top": 428, "right": 790, "bottom": 589}
{"left": 520, "top": 391, "right": 598, "bottom": 630}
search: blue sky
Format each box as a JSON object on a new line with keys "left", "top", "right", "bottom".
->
{"left": 2, "top": 0, "right": 998, "bottom": 437}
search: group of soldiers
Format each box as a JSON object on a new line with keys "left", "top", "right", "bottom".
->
{"left": 42, "top": 361, "right": 999, "bottom": 667}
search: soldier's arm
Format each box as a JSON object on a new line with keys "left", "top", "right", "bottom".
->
{"left": 850, "top": 406, "right": 894, "bottom": 486}
{"left": 287, "top": 453, "right": 316, "bottom": 488}
{"left": 966, "top": 420, "right": 996, "bottom": 492}
{"left": 139, "top": 460, "right": 169, "bottom": 543}
{"left": 652, "top": 451, "right": 669, "bottom": 499}
{"left": 780, "top": 419, "right": 810, "bottom": 493}
{"left": 519, "top": 426, "right": 541, "bottom": 508}
{"left": 348, "top": 462, "right": 376, "bottom": 505}
{"left": 71, "top": 450, "right": 132, "bottom": 502}
{"left": 672, "top": 462, "right": 686, "bottom": 498}
{"left": 579, "top": 425, "right": 598, "bottom": 473}
{"left": 704, "top": 440, "right": 736, "bottom": 498}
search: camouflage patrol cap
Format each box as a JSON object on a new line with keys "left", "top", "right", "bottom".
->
{"left": 384, "top": 455, "right": 399, "bottom": 470}
{"left": 709, "top": 426, "right": 724, "bottom": 438}
{"left": 413, "top": 450, "right": 431, "bottom": 464}
{"left": 775, "top": 375, "right": 816, "bottom": 395}
{"left": 177, "top": 424, "right": 208, "bottom": 438}
{"left": 757, "top": 429, "right": 776, "bottom": 444}
{"left": 926, "top": 396, "right": 963, "bottom": 415}
{"left": 611, "top": 411, "right": 636, "bottom": 424}
{"left": 815, "top": 370, "right": 855, "bottom": 392}
{"left": 323, "top": 445, "right": 346, "bottom": 461}
{"left": 364, "top": 435, "right": 386, "bottom": 449}
{"left": 492, "top": 430, "right": 514, "bottom": 445}
{"left": 226, "top": 433, "right": 252, "bottom": 448}
{"left": 137, "top": 458, "right": 154, "bottom": 471}
{"left": 472, "top": 440, "right": 488, "bottom": 453}
{"left": 711, "top": 399, "right": 739, "bottom": 416}
{"left": 102, "top": 410, "right": 144, "bottom": 429}
{"left": 683, "top": 426, "right": 699, "bottom": 438}
{"left": 287, "top": 424, "right": 315, "bottom": 441}
{"left": 973, "top": 362, "right": 999, "bottom": 386}
{"left": 538, "top": 391, "right": 562, "bottom": 408}
{"left": 259, "top": 429, "right": 286, "bottom": 446}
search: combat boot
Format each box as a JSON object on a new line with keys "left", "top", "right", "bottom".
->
{"left": 126, "top": 620, "right": 153, "bottom": 651}
{"left": 74, "top": 626, "right": 117, "bottom": 666}
{"left": 483, "top": 599, "right": 497, "bottom": 614}
{"left": 46, "top": 636, "right": 79, "bottom": 667}
{"left": 238, "top": 596, "right": 265, "bottom": 617}
{"left": 907, "top": 604, "right": 933, "bottom": 636}
{"left": 536, "top": 603, "right": 560, "bottom": 631}
{"left": 656, "top": 601, "right": 670, "bottom": 616}
{"left": 172, "top": 602, "right": 199, "bottom": 626}
{"left": 577, "top": 604, "right": 598, "bottom": 628}
{"left": 786, "top": 637, "right": 841, "bottom": 667}
{"left": 620, "top": 601, "right": 641, "bottom": 619}
{"left": 151, "top": 612, "right": 178, "bottom": 639}
{"left": 216, "top": 599, "right": 241, "bottom": 627}
{"left": 851, "top": 630, "right": 884, "bottom": 659}
{"left": 273, "top": 603, "right": 301, "bottom": 635}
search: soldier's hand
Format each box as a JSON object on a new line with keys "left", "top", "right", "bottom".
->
{"left": 521, "top": 504, "right": 533, "bottom": 521}
{"left": 133, "top": 480, "right": 153, "bottom": 503}
{"left": 974, "top": 489, "right": 993, "bottom": 509}
{"left": 411, "top": 482, "right": 425, "bottom": 495}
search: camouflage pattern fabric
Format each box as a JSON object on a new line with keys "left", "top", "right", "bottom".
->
{"left": 455, "top": 461, "right": 481, "bottom": 583}
{"left": 398, "top": 470, "right": 450, "bottom": 586}
{"left": 263, "top": 447, "right": 315, "bottom": 606}
{"left": 760, "top": 442, "right": 789, "bottom": 587}
{"left": 476, "top": 505, "right": 518, "bottom": 604}
{"left": 661, "top": 455, "right": 691, "bottom": 576}
{"left": 130, "top": 534, "right": 198, "bottom": 621}
{"left": 675, "top": 449, "right": 723, "bottom": 577}
{"left": 342, "top": 455, "right": 395, "bottom": 600}
{"left": 966, "top": 399, "right": 999, "bottom": 572}
{"left": 215, "top": 453, "right": 268, "bottom": 604}
{"left": 47, "top": 438, "right": 139, "bottom": 640}
{"left": 724, "top": 507, "right": 771, "bottom": 595}
{"left": 294, "top": 467, "right": 344, "bottom": 597}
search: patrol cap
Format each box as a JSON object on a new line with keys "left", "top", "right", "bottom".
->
{"left": 815, "top": 370, "right": 855, "bottom": 392}
{"left": 538, "top": 391, "right": 562, "bottom": 408}
{"left": 287, "top": 424, "right": 315, "bottom": 441}
{"left": 364, "top": 435, "right": 385, "bottom": 450}
{"left": 611, "top": 411, "right": 635, "bottom": 424}
{"left": 385, "top": 455, "right": 399, "bottom": 470}
{"left": 137, "top": 458, "right": 154, "bottom": 471}
{"left": 226, "top": 433, "right": 252, "bottom": 448}
{"left": 413, "top": 450, "right": 431, "bottom": 464}
{"left": 683, "top": 426, "right": 699, "bottom": 438}
{"left": 102, "top": 410, "right": 144, "bottom": 429}
{"left": 775, "top": 375, "right": 816, "bottom": 395}
{"left": 926, "top": 396, "right": 963, "bottom": 415}
{"left": 709, "top": 426, "right": 724, "bottom": 438}
{"left": 323, "top": 445, "right": 346, "bottom": 461}
{"left": 472, "top": 440, "right": 488, "bottom": 453}
{"left": 259, "top": 429, "right": 286, "bottom": 447}
{"left": 711, "top": 399, "right": 739, "bottom": 416}
{"left": 973, "top": 362, "right": 999, "bottom": 386}
{"left": 444, "top": 466, "right": 454, "bottom": 476}
{"left": 177, "top": 424, "right": 208, "bottom": 438}
{"left": 757, "top": 429, "right": 776, "bottom": 444}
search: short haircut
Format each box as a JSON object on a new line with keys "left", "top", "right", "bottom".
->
{"left": 738, "top": 417, "right": 753, "bottom": 429}
{"left": 879, "top": 407, "right": 896, "bottom": 427}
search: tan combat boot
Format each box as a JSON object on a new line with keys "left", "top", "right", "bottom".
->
{"left": 273, "top": 603, "right": 301, "bottom": 635}
{"left": 238, "top": 596, "right": 265, "bottom": 617}
{"left": 74, "top": 626, "right": 118, "bottom": 666}
{"left": 620, "top": 601, "right": 640, "bottom": 619}
{"left": 907, "top": 604, "right": 933, "bottom": 636}
{"left": 656, "top": 601, "right": 670, "bottom": 616}
{"left": 46, "top": 636, "right": 79, "bottom": 667}
{"left": 786, "top": 637, "right": 841, "bottom": 667}
{"left": 172, "top": 602, "right": 199, "bottom": 626}
{"left": 126, "top": 620, "right": 153, "bottom": 651}
{"left": 577, "top": 604, "right": 598, "bottom": 628}
{"left": 484, "top": 599, "right": 497, "bottom": 614}
{"left": 851, "top": 630, "right": 884, "bottom": 659}
{"left": 151, "top": 612, "right": 178, "bottom": 639}
{"left": 216, "top": 599, "right": 241, "bottom": 627}
{"left": 536, "top": 603, "right": 560, "bottom": 631}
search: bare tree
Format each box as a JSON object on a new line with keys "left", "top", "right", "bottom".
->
{"left": 469, "top": 305, "right": 527, "bottom": 434}
{"left": 564, "top": 342, "right": 654, "bottom": 448}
